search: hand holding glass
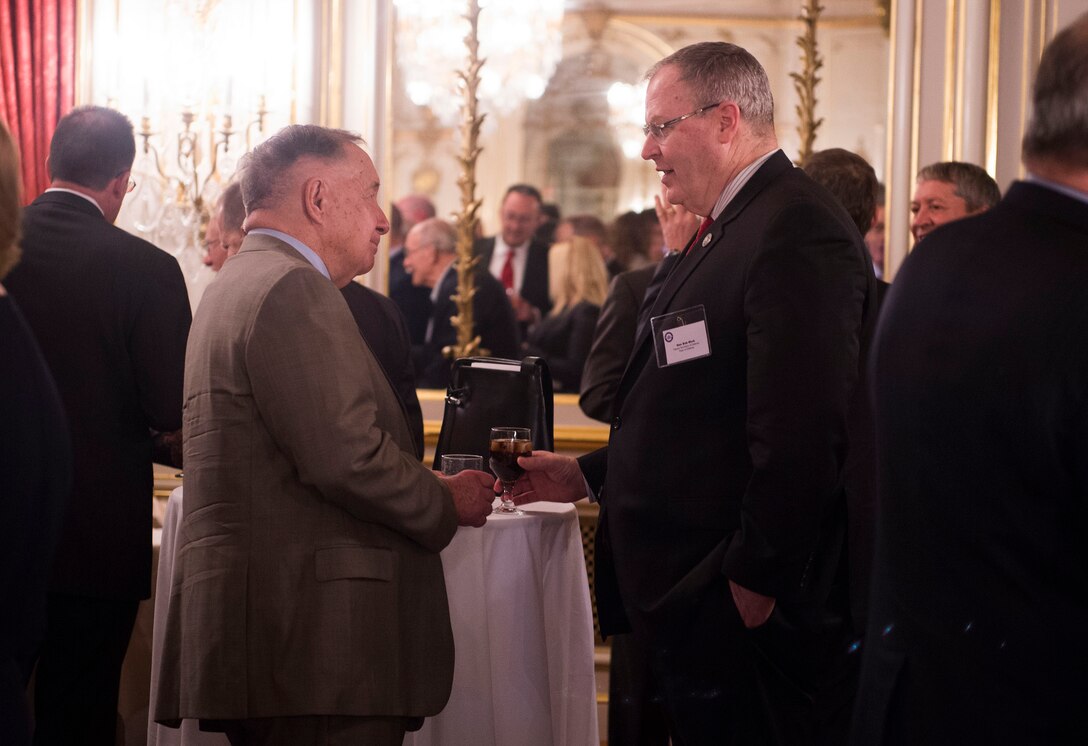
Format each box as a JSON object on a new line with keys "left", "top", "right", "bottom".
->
{"left": 490, "top": 426, "right": 531, "bottom": 515}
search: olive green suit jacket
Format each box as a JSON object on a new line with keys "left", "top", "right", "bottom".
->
{"left": 155, "top": 233, "right": 458, "bottom": 723}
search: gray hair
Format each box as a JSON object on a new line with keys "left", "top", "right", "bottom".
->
{"left": 1022, "top": 13, "right": 1088, "bottom": 168}
{"left": 646, "top": 42, "right": 775, "bottom": 135}
{"left": 411, "top": 217, "right": 457, "bottom": 254}
{"left": 241, "top": 125, "right": 363, "bottom": 213}
{"left": 917, "top": 161, "right": 1001, "bottom": 213}
{"left": 218, "top": 180, "right": 246, "bottom": 235}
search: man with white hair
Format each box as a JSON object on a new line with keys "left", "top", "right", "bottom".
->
{"left": 154, "top": 125, "right": 493, "bottom": 744}
{"left": 403, "top": 216, "right": 518, "bottom": 388}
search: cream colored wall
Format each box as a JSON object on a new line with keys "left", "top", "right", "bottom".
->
{"left": 883, "top": 0, "right": 1088, "bottom": 280}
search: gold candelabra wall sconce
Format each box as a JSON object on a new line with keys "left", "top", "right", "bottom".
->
{"left": 136, "top": 95, "right": 268, "bottom": 236}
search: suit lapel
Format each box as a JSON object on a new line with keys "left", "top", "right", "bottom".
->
{"left": 627, "top": 151, "right": 792, "bottom": 360}
{"left": 615, "top": 152, "right": 794, "bottom": 407}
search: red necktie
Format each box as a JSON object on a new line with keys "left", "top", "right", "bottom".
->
{"left": 684, "top": 217, "right": 714, "bottom": 255}
{"left": 500, "top": 250, "right": 515, "bottom": 290}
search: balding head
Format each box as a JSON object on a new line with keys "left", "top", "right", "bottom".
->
{"left": 242, "top": 124, "right": 390, "bottom": 287}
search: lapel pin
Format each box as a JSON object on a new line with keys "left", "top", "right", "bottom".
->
{"left": 701, "top": 232, "right": 713, "bottom": 247}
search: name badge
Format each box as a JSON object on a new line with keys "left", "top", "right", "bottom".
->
{"left": 650, "top": 305, "right": 711, "bottom": 367}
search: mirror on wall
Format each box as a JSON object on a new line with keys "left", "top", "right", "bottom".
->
{"left": 388, "top": 1, "right": 890, "bottom": 234}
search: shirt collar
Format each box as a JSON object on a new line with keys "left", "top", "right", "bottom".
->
{"left": 1026, "top": 174, "right": 1088, "bottom": 206}
{"left": 708, "top": 148, "right": 780, "bottom": 220}
{"left": 495, "top": 234, "right": 528, "bottom": 255}
{"left": 247, "top": 228, "right": 330, "bottom": 280}
{"left": 45, "top": 187, "right": 104, "bottom": 216}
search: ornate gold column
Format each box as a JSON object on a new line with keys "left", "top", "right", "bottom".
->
{"left": 446, "top": 0, "right": 485, "bottom": 360}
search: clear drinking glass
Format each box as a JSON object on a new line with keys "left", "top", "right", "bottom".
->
{"left": 440, "top": 454, "right": 484, "bottom": 476}
{"left": 489, "top": 426, "right": 531, "bottom": 515}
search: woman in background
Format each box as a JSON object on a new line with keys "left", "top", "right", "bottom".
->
{"left": 524, "top": 236, "right": 609, "bottom": 392}
{"left": 0, "top": 121, "right": 70, "bottom": 745}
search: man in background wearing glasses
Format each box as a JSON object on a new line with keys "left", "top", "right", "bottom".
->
{"left": 516, "top": 42, "right": 876, "bottom": 744}
{"left": 4, "top": 105, "right": 191, "bottom": 745}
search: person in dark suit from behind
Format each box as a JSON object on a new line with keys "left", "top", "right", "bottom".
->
{"left": 514, "top": 41, "right": 875, "bottom": 744}
{"left": 800, "top": 146, "right": 884, "bottom": 643}
{"left": 475, "top": 183, "right": 551, "bottom": 328}
{"left": 404, "top": 217, "right": 519, "bottom": 389}
{"left": 534, "top": 201, "right": 560, "bottom": 247}
{"left": 341, "top": 281, "right": 426, "bottom": 459}
{"left": 389, "top": 194, "right": 436, "bottom": 345}
{"left": 865, "top": 182, "right": 886, "bottom": 279}
{"left": 0, "top": 121, "right": 71, "bottom": 746}
{"left": 853, "top": 14, "right": 1088, "bottom": 745}
{"left": 580, "top": 190, "right": 701, "bottom": 423}
{"left": 554, "top": 213, "right": 623, "bottom": 278}
{"left": 523, "top": 236, "right": 609, "bottom": 392}
{"left": 3, "top": 106, "right": 191, "bottom": 745}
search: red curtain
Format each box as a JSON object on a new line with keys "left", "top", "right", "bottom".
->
{"left": 0, "top": 0, "right": 76, "bottom": 204}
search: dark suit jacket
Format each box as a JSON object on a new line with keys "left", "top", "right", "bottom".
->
{"left": 474, "top": 236, "right": 552, "bottom": 317}
{"left": 389, "top": 246, "right": 432, "bottom": 345}
{"left": 579, "top": 266, "right": 655, "bottom": 421}
{"left": 413, "top": 264, "right": 519, "bottom": 389}
{"left": 578, "top": 150, "right": 875, "bottom": 684}
{"left": 524, "top": 301, "right": 600, "bottom": 393}
{"left": 340, "top": 282, "right": 425, "bottom": 459}
{"left": 853, "top": 182, "right": 1088, "bottom": 745}
{"left": 4, "top": 191, "right": 191, "bottom": 601}
{"left": 0, "top": 295, "right": 70, "bottom": 741}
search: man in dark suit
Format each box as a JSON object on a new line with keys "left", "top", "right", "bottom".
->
{"left": 405, "top": 217, "right": 519, "bottom": 389}
{"left": 474, "top": 183, "right": 551, "bottom": 328}
{"left": 514, "top": 42, "right": 875, "bottom": 745}
{"left": 852, "top": 15, "right": 1088, "bottom": 745}
{"left": 340, "top": 281, "right": 426, "bottom": 458}
{"left": 389, "top": 194, "right": 435, "bottom": 345}
{"left": 578, "top": 265, "right": 655, "bottom": 422}
{"left": 4, "top": 105, "right": 191, "bottom": 744}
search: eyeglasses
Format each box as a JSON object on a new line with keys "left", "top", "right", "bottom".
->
{"left": 642, "top": 102, "right": 722, "bottom": 142}
{"left": 126, "top": 178, "right": 136, "bottom": 193}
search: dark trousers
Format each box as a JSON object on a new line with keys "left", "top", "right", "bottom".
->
{"left": 628, "top": 586, "right": 857, "bottom": 746}
{"left": 609, "top": 633, "right": 670, "bottom": 746}
{"left": 32, "top": 593, "right": 139, "bottom": 746}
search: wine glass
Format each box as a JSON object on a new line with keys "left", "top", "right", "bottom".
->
{"left": 440, "top": 454, "right": 484, "bottom": 475}
{"left": 489, "top": 426, "right": 531, "bottom": 515}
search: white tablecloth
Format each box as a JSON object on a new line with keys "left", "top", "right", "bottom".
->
{"left": 147, "top": 487, "right": 228, "bottom": 746}
{"left": 149, "top": 491, "right": 597, "bottom": 746}
{"left": 405, "top": 502, "right": 598, "bottom": 746}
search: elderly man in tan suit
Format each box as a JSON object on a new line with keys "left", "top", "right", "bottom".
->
{"left": 154, "top": 125, "right": 495, "bottom": 745}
